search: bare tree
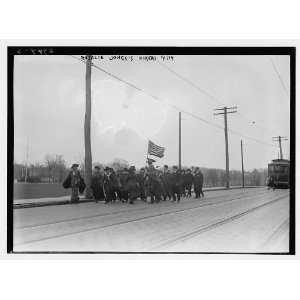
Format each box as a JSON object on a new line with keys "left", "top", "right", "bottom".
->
{"left": 45, "top": 154, "right": 56, "bottom": 182}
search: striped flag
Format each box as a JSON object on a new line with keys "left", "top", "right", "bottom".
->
{"left": 148, "top": 140, "right": 165, "bottom": 158}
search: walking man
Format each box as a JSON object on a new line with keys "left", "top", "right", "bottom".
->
{"left": 91, "top": 166, "right": 105, "bottom": 202}
{"left": 170, "top": 166, "right": 182, "bottom": 202}
{"left": 194, "top": 167, "right": 204, "bottom": 198}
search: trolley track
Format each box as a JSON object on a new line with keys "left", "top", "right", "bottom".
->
{"left": 15, "top": 188, "right": 268, "bottom": 230}
{"left": 147, "top": 194, "right": 288, "bottom": 251}
{"left": 14, "top": 189, "right": 285, "bottom": 247}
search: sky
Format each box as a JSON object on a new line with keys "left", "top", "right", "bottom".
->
{"left": 14, "top": 54, "right": 290, "bottom": 171}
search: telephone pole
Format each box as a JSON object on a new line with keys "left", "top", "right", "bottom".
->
{"left": 179, "top": 111, "right": 182, "bottom": 170}
{"left": 25, "top": 137, "right": 29, "bottom": 183}
{"left": 272, "top": 136, "right": 288, "bottom": 160}
{"left": 241, "top": 139, "right": 245, "bottom": 188}
{"left": 214, "top": 106, "right": 237, "bottom": 189}
{"left": 84, "top": 56, "right": 93, "bottom": 198}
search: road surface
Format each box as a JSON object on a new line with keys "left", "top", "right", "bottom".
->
{"left": 13, "top": 187, "right": 290, "bottom": 253}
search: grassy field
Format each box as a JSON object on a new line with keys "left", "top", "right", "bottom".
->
{"left": 14, "top": 183, "right": 71, "bottom": 199}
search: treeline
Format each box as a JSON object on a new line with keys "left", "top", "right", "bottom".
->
{"left": 14, "top": 155, "right": 268, "bottom": 186}
{"left": 199, "top": 167, "right": 268, "bottom": 187}
{"left": 14, "top": 156, "right": 131, "bottom": 183}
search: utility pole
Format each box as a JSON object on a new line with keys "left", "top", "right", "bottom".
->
{"left": 241, "top": 139, "right": 245, "bottom": 188}
{"left": 272, "top": 136, "right": 288, "bottom": 160}
{"left": 179, "top": 111, "right": 182, "bottom": 170}
{"left": 84, "top": 56, "right": 93, "bottom": 198}
{"left": 214, "top": 106, "right": 237, "bottom": 189}
{"left": 25, "top": 137, "right": 29, "bottom": 183}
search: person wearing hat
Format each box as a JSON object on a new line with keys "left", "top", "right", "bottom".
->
{"left": 170, "top": 165, "right": 182, "bottom": 202}
{"left": 63, "top": 164, "right": 84, "bottom": 204}
{"left": 126, "top": 166, "right": 140, "bottom": 204}
{"left": 137, "top": 167, "right": 147, "bottom": 202}
{"left": 193, "top": 167, "right": 204, "bottom": 199}
{"left": 103, "top": 167, "right": 117, "bottom": 203}
{"left": 91, "top": 166, "right": 105, "bottom": 203}
{"left": 145, "top": 167, "right": 162, "bottom": 204}
{"left": 185, "top": 168, "right": 194, "bottom": 198}
{"left": 117, "top": 168, "right": 129, "bottom": 203}
{"left": 160, "top": 165, "right": 172, "bottom": 201}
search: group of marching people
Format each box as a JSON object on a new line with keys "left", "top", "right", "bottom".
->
{"left": 63, "top": 162, "right": 204, "bottom": 204}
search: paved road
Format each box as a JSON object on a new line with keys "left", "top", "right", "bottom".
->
{"left": 13, "top": 188, "right": 290, "bottom": 253}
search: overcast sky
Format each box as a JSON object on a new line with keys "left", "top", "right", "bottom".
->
{"left": 14, "top": 54, "right": 290, "bottom": 171}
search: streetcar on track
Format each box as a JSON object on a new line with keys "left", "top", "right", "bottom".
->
{"left": 267, "top": 159, "right": 290, "bottom": 188}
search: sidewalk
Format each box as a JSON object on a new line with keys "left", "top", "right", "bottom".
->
{"left": 13, "top": 186, "right": 262, "bottom": 209}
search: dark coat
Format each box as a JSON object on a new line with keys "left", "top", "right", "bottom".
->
{"left": 193, "top": 172, "right": 204, "bottom": 187}
{"left": 103, "top": 173, "right": 116, "bottom": 200}
{"left": 170, "top": 171, "right": 182, "bottom": 194}
{"left": 63, "top": 171, "right": 85, "bottom": 194}
{"left": 184, "top": 173, "right": 194, "bottom": 186}
{"left": 62, "top": 174, "right": 71, "bottom": 189}
{"left": 91, "top": 173, "right": 104, "bottom": 199}
{"left": 126, "top": 172, "right": 140, "bottom": 199}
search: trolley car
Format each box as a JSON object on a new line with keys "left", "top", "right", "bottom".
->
{"left": 267, "top": 159, "right": 290, "bottom": 188}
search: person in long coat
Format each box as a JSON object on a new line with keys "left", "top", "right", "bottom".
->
{"left": 126, "top": 166, "right": 140, "bottom": 204}
{"left": 91, "top": 166, "right": 105, "bottom": 202}
{"left": 185, "top": 169, "right": 194, "bottom": 198}
{"left": 103, "top": 167, "right": 117, "bottom": 203}
{"left": 160, "top": 165, "right": 172, "bottom": 201}
{"left": 145, "top": 167, "right": 162, "bottom": 204}
{"left": 118, "top": 168, "right": 129, "bottom": 202}
{"left": 193, "top": 167, "right": 204, "bottom": 198}
{"left": 137, "top": 167, "right": 147, "bottom": 201}
{"left": 63, "top": 164, "right": 85, "bottom": 204}
{"left": 170, "top": 166, "right": 182, "bottom": 202}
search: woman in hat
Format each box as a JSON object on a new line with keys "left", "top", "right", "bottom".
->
{"left": 68, "top": 164, "right": 83, "bottom": 204}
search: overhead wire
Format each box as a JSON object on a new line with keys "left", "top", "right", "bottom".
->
{"left": 157, "top": 60, "right": 277, "bottom": 135}
{"left": 69, "top": 55, "right": 277, "bottom": 149}
{"left": 269, "top": 56, "right": 289, "bottom": 96}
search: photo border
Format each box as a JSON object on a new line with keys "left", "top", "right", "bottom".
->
{"left": 7, "top": 46, "right": 296, "bottom": 255}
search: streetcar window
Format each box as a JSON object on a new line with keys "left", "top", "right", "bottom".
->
{"left": 271, "top": 165, "right": 288, "bottom": 173}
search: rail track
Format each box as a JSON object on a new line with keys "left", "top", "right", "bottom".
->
{"left": 147, "top": 194, "right": 288, "bottom": 251}
{"left": 15, "top": 188, "right": 268, "bottom": 230}
{"left": 14, "top": 189, "right": 286, "bottom": 248}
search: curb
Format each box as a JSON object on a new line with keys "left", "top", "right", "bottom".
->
{"left": 13, "top": 186, "right": 263, "bottom": 209}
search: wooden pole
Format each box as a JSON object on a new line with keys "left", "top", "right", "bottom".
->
{"left": 214, "top": 106, "right": 237, "bottom": 189}
{"left": 224, "top": 107, "right": 229, "bottom": 189}
{"left": 241, "top": 139, "right": 245, "bottom": 188}
{"left": 179, "top": 112, "right": 182, "bottom": 170}
{"left": 84, "top": 56, "right": 93, "bottom": 198}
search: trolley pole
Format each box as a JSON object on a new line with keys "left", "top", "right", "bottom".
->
{"left": 214, "top": 106, "right": 237, "bottom": 189}
{"left": 241, "top": 139, "right": 245, "bottom": 188}
{"left": 179, "top": 111, "right": 182, "bottom": 170}
{"left": 272, "top": 136, "right": 288, "bottom": 160}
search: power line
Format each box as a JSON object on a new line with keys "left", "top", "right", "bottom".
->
{"left": 269, "top": 56, "right": 289, "bottom": 96}
{"left": 157, "top": 60, "right": 224, "bottom": 106}
{"left": 69, "top": 55, "right": 276, "bottom": 149}
{"left": 157, "top": 60, "right": 277, "bottom": 135}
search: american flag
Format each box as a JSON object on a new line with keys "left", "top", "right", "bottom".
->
{"left": 148, "top": 140, "right": 165, "bottom": 158}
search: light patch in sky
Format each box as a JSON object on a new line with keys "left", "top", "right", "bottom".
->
{"left": 92, "top": 79, "right": 169, "bottom": 139}
{"left": 13, "top": 54, "right": 290, "bottom": 170}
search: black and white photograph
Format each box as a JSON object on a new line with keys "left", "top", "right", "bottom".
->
{"left": 7, "top": 46, "right": 295, "bottom": 254}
